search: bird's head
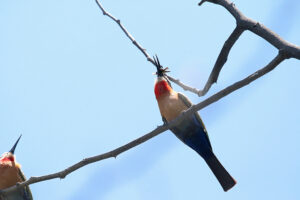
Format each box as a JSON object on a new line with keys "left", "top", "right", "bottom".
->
{"left": 153, "top": 55, "right": 172, "bottom": 100}
{"left": 0, "top": 135, "right": 21, "bottom": 166}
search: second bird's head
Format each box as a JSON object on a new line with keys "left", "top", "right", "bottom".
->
{"left": 153, "top": 55, "right": 172, "bottom": 100}
{"left": 0, "top": 135, "right": 22, "bottom": 166}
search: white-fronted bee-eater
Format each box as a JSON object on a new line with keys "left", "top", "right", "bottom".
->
{"left": 0, "top": 135, "right": 33, "bottom": 200}
{"left": 153, "top": 56, "right": 236, "bottom": 191}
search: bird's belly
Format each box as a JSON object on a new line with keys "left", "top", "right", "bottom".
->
{"left": 158, "top": 95, "right": 187, "bottom": 121}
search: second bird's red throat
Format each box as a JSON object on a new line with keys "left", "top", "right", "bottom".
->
{"left": 154, "top": 78, "right": 172, "bottom": 100}
{"left": 0, "top": 153, "right": 15, "bottom": 165}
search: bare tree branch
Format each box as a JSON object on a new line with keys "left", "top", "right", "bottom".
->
{"left": 200, "top": 27, "right": 244, "bottom": 96}
{"left": 0, "top": 0, "right": 296, "bottom": 196}
{"left": 0, "top": 51, "right": 286, "bottom": 196}
{"left": 0, "top": 124, "right": 168, "bottom": 195}
{"left": 169, "top": 27, "right": 244, "bottom": 96}
{"left": 95, "top": 0, "right": 155, "bottom": 65}
{"left": 199, "top": 0, "right": 300, "bottom": 59}
{"left": 197, "top": 0, "right": 300, "bottom": 96}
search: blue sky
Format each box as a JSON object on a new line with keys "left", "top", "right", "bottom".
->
{"left": 0, "top": 0, "right": 299, "bottom": 199}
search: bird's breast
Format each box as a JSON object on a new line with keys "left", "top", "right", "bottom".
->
{"left": 157, "top": 92, "right": 188, "bottom": 121}
{"left": 0, "top": 164, "right": 22, "bottom": 189}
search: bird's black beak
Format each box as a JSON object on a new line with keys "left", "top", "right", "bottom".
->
{"left": 153, "top": 55, "right": 170, "bottom": 77}
{"left": 9, "top": 135, "right": 22, "bottom": 154}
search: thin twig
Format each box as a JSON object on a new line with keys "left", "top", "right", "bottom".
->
{"left": 0, "top": 51, "right": 286, "bottom": 195}
{"left": 95, "top": 0, "right": 203, "bottom": 94}
{"left": 166, "top": 75, "right": 203, "bottom": 95}
{"left": 95, "top": 0, "right": 155, "bottom": 65}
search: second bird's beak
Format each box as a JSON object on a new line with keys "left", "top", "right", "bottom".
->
{"left": 9, "top": 135, "right": 22, "bottom": 154}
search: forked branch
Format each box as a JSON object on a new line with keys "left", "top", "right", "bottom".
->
{"left": 97, "top": 0, "right": 299, "bottom": 97}
{"left": 197, "top": 0, "right": 300, "bottom": 96}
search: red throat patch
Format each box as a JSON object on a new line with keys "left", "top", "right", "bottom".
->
{"left": 0, "top": 156, "right": 14, "bottom": 163}
{"left": 154, "top": 80, "right": 172, "bottom": 100}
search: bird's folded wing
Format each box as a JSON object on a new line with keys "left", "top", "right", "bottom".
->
{"left": 177, "top": 92, "right": 212, "bottom": 149}
{"left": 18, "top": 170, "right": 33, "bottom": 200}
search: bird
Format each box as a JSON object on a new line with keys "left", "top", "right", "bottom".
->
{"left": 153, "top": 56, "right": 236, "bottom": 191}
{"left": 0, "top": 135, "right": 33, "bottom": 200}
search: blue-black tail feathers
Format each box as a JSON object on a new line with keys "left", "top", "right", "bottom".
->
{"left": 205, "top": 153, "right": 236, "bottom": 191}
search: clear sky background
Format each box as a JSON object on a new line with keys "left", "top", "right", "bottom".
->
{"left": 0, "top": 0, "right": 300, "bottom": 199}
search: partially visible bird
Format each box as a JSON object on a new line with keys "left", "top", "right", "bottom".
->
{"left": 153, "top": 56, "right": 236, "bottom": 191}
{"left": 0, "top": 135, "right": 33, "bottom": 200}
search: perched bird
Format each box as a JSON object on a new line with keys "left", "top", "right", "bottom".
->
{"left": 0, "top": 135, "right": 33, "bottom": 200}
{"left": 153, "top": 56, "right": 236, "bottom": 191}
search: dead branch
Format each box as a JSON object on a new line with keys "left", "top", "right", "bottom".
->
{"left": 95, "top": 0, "right": 154, "bottom": 65}
{"left": 197, "top": 0, "right": 300, "bottom": 96}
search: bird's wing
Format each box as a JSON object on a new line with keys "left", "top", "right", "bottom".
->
{"left": 177, "top": 92, "right": 212, "bottom": 149}
{"left": 18, "top": 169, "right": 33, "bottom": 200}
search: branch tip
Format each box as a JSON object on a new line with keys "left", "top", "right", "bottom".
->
{"left": 198, "top": 0, "right": 206, "bottom": 6}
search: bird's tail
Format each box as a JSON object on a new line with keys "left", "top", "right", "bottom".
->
{"left": 205, "top": 153, "right": 236, "bottom": 192}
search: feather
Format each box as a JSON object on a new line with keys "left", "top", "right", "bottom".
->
{"left": 177, "top": 93, "right": 212, "bottom": 149}
{"left": 18, "top": 169, "right": 33, "bottom": 200}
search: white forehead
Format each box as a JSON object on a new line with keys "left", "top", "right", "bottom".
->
{"left": 155, "top": 76, "right": 167, "bottom": 83}
{"left": 0, "top": 152, "right": 12, "bottom": 158}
